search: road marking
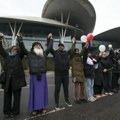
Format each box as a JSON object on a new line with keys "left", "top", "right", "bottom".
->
{"left": 24, "top": 107, "right": 65, "bottom": 120}
{"left": 23, "top": 84, "right": 54, "bottom": 88}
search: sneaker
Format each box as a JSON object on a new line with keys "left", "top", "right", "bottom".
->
{"left": 101, "top": 94, "right": 107, "bottom": 97}
{"left": 113, "top": 89, "right": 118, "bottom": 93}
{"left": 95, "top": 95, "right": 101, "bottom": 99}
{"left": 4, "top": 114, "right": 10, "bottom": 118}
{"left": 80, "top": 99, "right": 87, "bottom": 103}
{"left": 109, "top": 92, "right": 113, "bottom": 95}
{"left": 105, "top": 92, "right": 109, "bottom": 95}
{"left": 74, "top": 99, "right": 82, "bottom": 104}
{"left": 91, "top": 96, "right": 97, "bottom": 101}
{"left": 88, "top": 97, "right": 96, "bottom": 102}
{"left": 65, "top": 101, "right": 72, "bottom": 107}
{"left": 55, "top": 104, "right": 61, "bottom": 110}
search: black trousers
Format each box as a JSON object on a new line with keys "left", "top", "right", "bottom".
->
{"left": 94, "top": 84, "right": 103, "bottom": 95}
{"left": 54, "top": 75, "right": 69, "bottom": 105}
{"left": 103, "top": 70, "right": 112, "bottom": 93}
{"left": 112, "top": 73, "right": 119, "bottom": 91}
{"left": 3, "top": 82, "right": 21, "bottom": 115}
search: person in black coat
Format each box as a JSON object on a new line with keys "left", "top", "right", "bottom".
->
{"left": 112, "top": 55, "right": 120, "bottom": 93}
{"left": 0, "top": 32, "right": 26, "bottom": 118}
{"left": 101, "top": 47, "right": 115, "bottom": 95}
{"left": 118, "top": 57, "right": 120, "bottom": 82}
{"left": 50, "top": 37, "right": 75, "bottom": 109}
{"left": 94, "top": 54, "right": 104, "bottom": 98}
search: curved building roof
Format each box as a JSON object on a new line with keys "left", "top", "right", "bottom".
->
{"left": 0, "top": 15, "right": 85, "bottom": 39}
{"left": 0, "top": 16, "right": 80, "bottom": 30}
{"left": 94, "top": 27, "right": 120, "bottom": 44}
{"left": 42, "top": 0, "right": 96, "bottom": 35}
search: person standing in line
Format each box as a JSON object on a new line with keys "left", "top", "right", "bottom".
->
{"left": 0, "top": 32, "right": 26, "bottom": 118}
{"left": 112, "top": 52, "right": 119, "bottom": 93}
{"left": 17, "top": 33, "right": 53, "bottom": 115}
{"left": 70, "top": 37, "right": 87, "bottom": 104}
{"left": 117, "top": 57, "right": 120, "bottom": 89}
{"left": 101, "top": 46, "right": 115, "bottom": 95}
{"left": 94, "top": 53, "right": 104, "bottom": 98}
{"left": 112, "top": 54, "right": 119, "bottom": 93}
{"left": 50, "top": 36, "right": 74, "bottom": 110}
{"left": 83, "top": 42, "right": 97, "bottom": 102}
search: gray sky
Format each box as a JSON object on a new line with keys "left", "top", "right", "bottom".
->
{"left": 0, "top": 0, "right": 120, "bottom": 35}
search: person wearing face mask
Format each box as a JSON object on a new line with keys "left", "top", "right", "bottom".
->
{"left": 70, "top": 40, "right": 88, "bottom": 104}
{"left": 17, "top": 33, "right": 53, "bottom": 115}
{"left": 0, "top": 32, "right": 26, "bottom": 118}
{"left": 50, "top": 37, "right": 75, "bottom": 110}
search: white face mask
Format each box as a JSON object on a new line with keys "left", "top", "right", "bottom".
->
{"left": 33, "top": 48, "right": 43, "bottom": 56}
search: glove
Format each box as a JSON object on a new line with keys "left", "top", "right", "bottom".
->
{"left": 0, "top": 32, "right": 4, "bottom": 41}
{"left": 37, "top": 73, "right": 41, "bottom": 81}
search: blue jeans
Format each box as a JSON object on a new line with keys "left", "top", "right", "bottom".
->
{"left": 85, "top": 78, "right": 94, "bottom": 97}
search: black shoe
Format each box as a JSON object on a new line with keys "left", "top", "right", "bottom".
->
{"left": 113, "top": 89, "right": 118, "bottom": 93}
{"left": 37, "top": 109, "right": 43, "bottom": 114}
{"left": 75, "top": 99, "right": 82, "bottom": 104}
{"left": 10, "top": 112, "right": 19, "bottom": 118}
{"left": 80, "top": 99, "right": 87, "bottom": 103}
{"left": 4, "top": 114, "right": 10, "bottom": 118}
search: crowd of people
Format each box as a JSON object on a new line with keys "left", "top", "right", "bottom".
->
{"left": 0, "top": 32, "right": 120, "bottom": 118}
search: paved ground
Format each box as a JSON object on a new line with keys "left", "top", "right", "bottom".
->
{"left": 0, "top": 71, "right": 120, "bottom": 120}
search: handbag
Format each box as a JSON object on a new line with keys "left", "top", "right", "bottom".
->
{"left": 0, "top": 70, "right": 6, "bottom": 84}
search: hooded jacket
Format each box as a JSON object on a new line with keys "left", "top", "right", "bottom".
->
{"left": 0, "top": 41, "right": 26, "bottom": 92}
{"left": 18, "top": 39, "right": 53, "bottom": 74}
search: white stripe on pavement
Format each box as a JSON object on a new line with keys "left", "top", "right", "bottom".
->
{"left": 24, "top": 107, "right": 65, "bottom": 120}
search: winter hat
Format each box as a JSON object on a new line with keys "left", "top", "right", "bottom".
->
{"left": 9, "top": 46, "right": 17, "bottom": 52}
{"left": 32, "top": 42, "right": 43, "bottom": 49}
{"left": 58, "top": 43, "right": 64, "bottom": 47}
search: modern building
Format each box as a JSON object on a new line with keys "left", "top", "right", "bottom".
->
{"left": 0, "top": 0, "right": 119, "bottom": 51}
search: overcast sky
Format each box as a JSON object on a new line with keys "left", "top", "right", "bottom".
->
{"left": 0, "top": 0, "right": 120, "bottom": 35}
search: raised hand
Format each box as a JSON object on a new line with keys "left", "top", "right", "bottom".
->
{"left": 108, "top": 44, "right": 113, "bottom": 50}
{"left": 48, "top": 33, "right": 53, "bottom": 39}
{"left": 17, "top": 33, "right": 23, "bottom": 42}
{"left": 85, "top": 41, "right": 89, "bottom": 48}
{"left": 71, "top": 37, "right": 76, "bottom": 43}
{"left": 0, "top": 32, "right": 4, "bottom": 40}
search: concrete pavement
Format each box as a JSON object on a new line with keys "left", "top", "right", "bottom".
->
{"left": 0, "top": 71, "right": 120, "bottom": 120}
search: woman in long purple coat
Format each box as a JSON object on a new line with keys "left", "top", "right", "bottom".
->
{"left": 17, "top": 33, "right": 53, "bottom": 115}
